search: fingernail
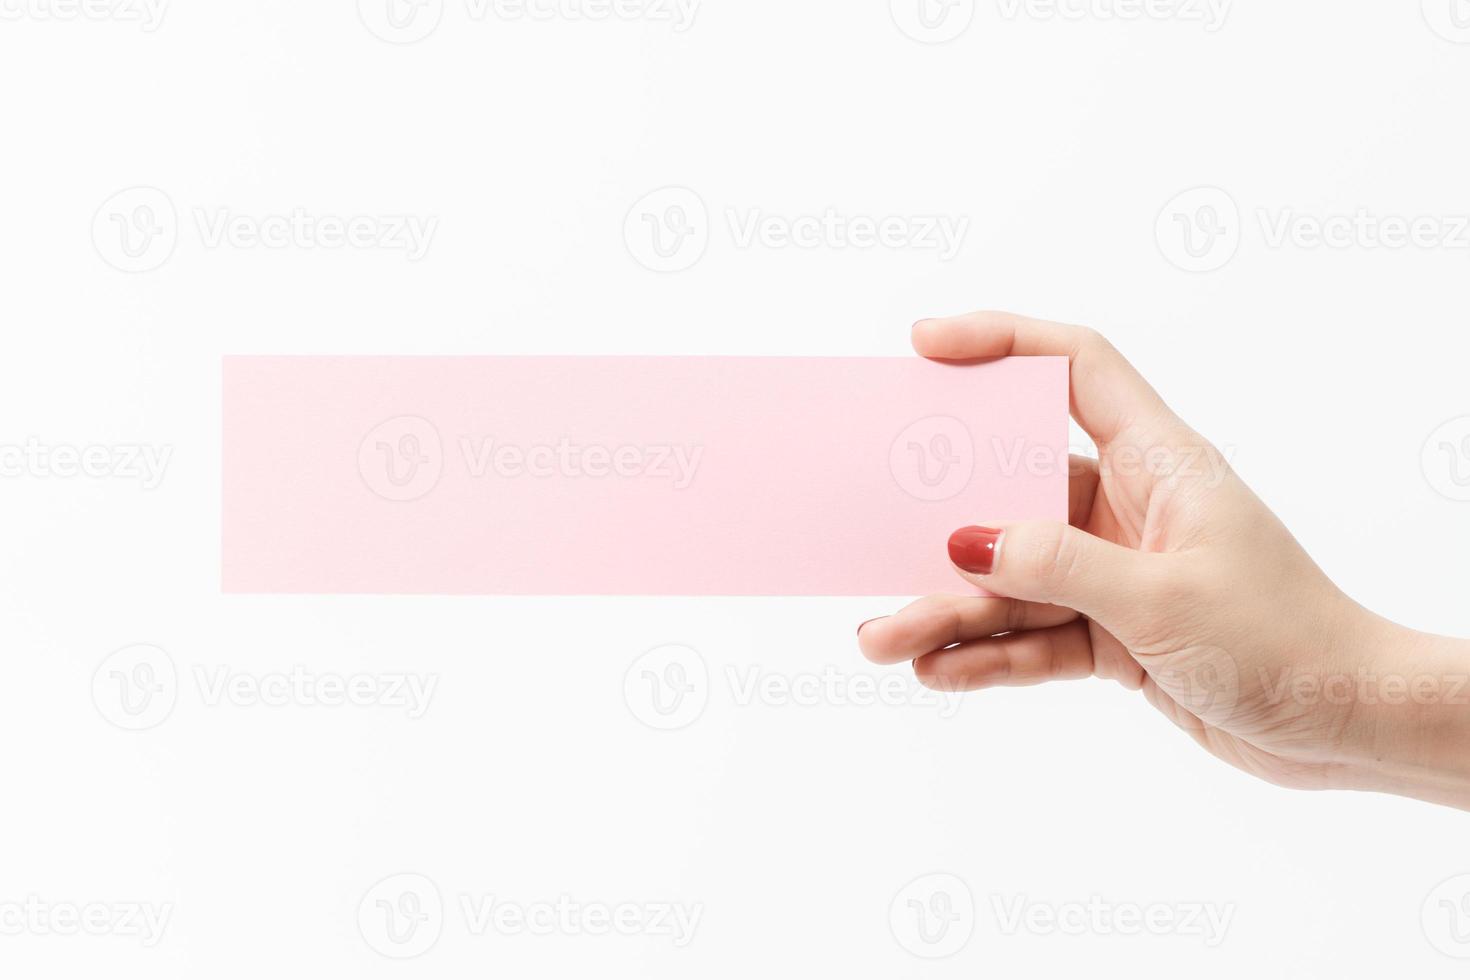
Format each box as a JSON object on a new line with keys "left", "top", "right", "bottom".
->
{"left": 857, "top": 617, "right": 886, "bottom": 636}
{"left": 948, "top": 526, "right": 1002, "bottom": 575}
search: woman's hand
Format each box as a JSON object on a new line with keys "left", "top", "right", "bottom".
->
{"left": 858, "top": 310, "right": 1470, "bottom": 810}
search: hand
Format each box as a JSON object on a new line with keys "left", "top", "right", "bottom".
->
{"left": 858, "top": 311, "right": 1470, "bottom": 810}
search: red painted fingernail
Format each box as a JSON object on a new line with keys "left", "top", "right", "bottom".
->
{"left": 948, "top": 526, "right": 1002, "bottom": 575}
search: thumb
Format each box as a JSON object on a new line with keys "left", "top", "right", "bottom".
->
{"left": 948, "top": 522, "right": 1164, "bottom": 627}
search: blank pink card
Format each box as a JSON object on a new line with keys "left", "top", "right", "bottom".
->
{"left": 221, "top": 356, "right": 1068, "bottom": 596}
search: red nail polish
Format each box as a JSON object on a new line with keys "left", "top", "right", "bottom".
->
{"left": 948, "top": 526, "right": 1002, "bottom": 575}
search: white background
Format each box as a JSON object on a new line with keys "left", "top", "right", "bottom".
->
{"left": 3, "top": 0, "right": 1470, "bottom": 975}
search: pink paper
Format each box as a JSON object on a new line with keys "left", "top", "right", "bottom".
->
{"left": 221, "top": 356, "right": 1067, "bottom": 596}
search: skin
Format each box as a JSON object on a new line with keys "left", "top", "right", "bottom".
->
{"left": 858, "top": 310, "right": 1470, "bottom": 811}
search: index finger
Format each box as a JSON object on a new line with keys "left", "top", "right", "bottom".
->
{"left": 911, "top": 310, "right": 1177, "bottom": 447}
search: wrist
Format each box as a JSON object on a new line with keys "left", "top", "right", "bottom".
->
{"left": 1334, "top": 612, "right": 1470, "bottom": 808}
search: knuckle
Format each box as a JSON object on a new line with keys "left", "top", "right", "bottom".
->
{"left": 1025, "top": 527, "right": 1082, "bottom": 599}
{"left": 1003, "top": 598, "right": 1029, "bottom": 633}
{"left": 916, "top": 595, "right": 965, "bottom": 647}
{"left": 1075, "top": 325, "right": 1112, "bottom": 357}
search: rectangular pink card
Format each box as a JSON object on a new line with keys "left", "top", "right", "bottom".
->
{"left": 221, "top": 356, "right": 1068, "bottom": 596}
